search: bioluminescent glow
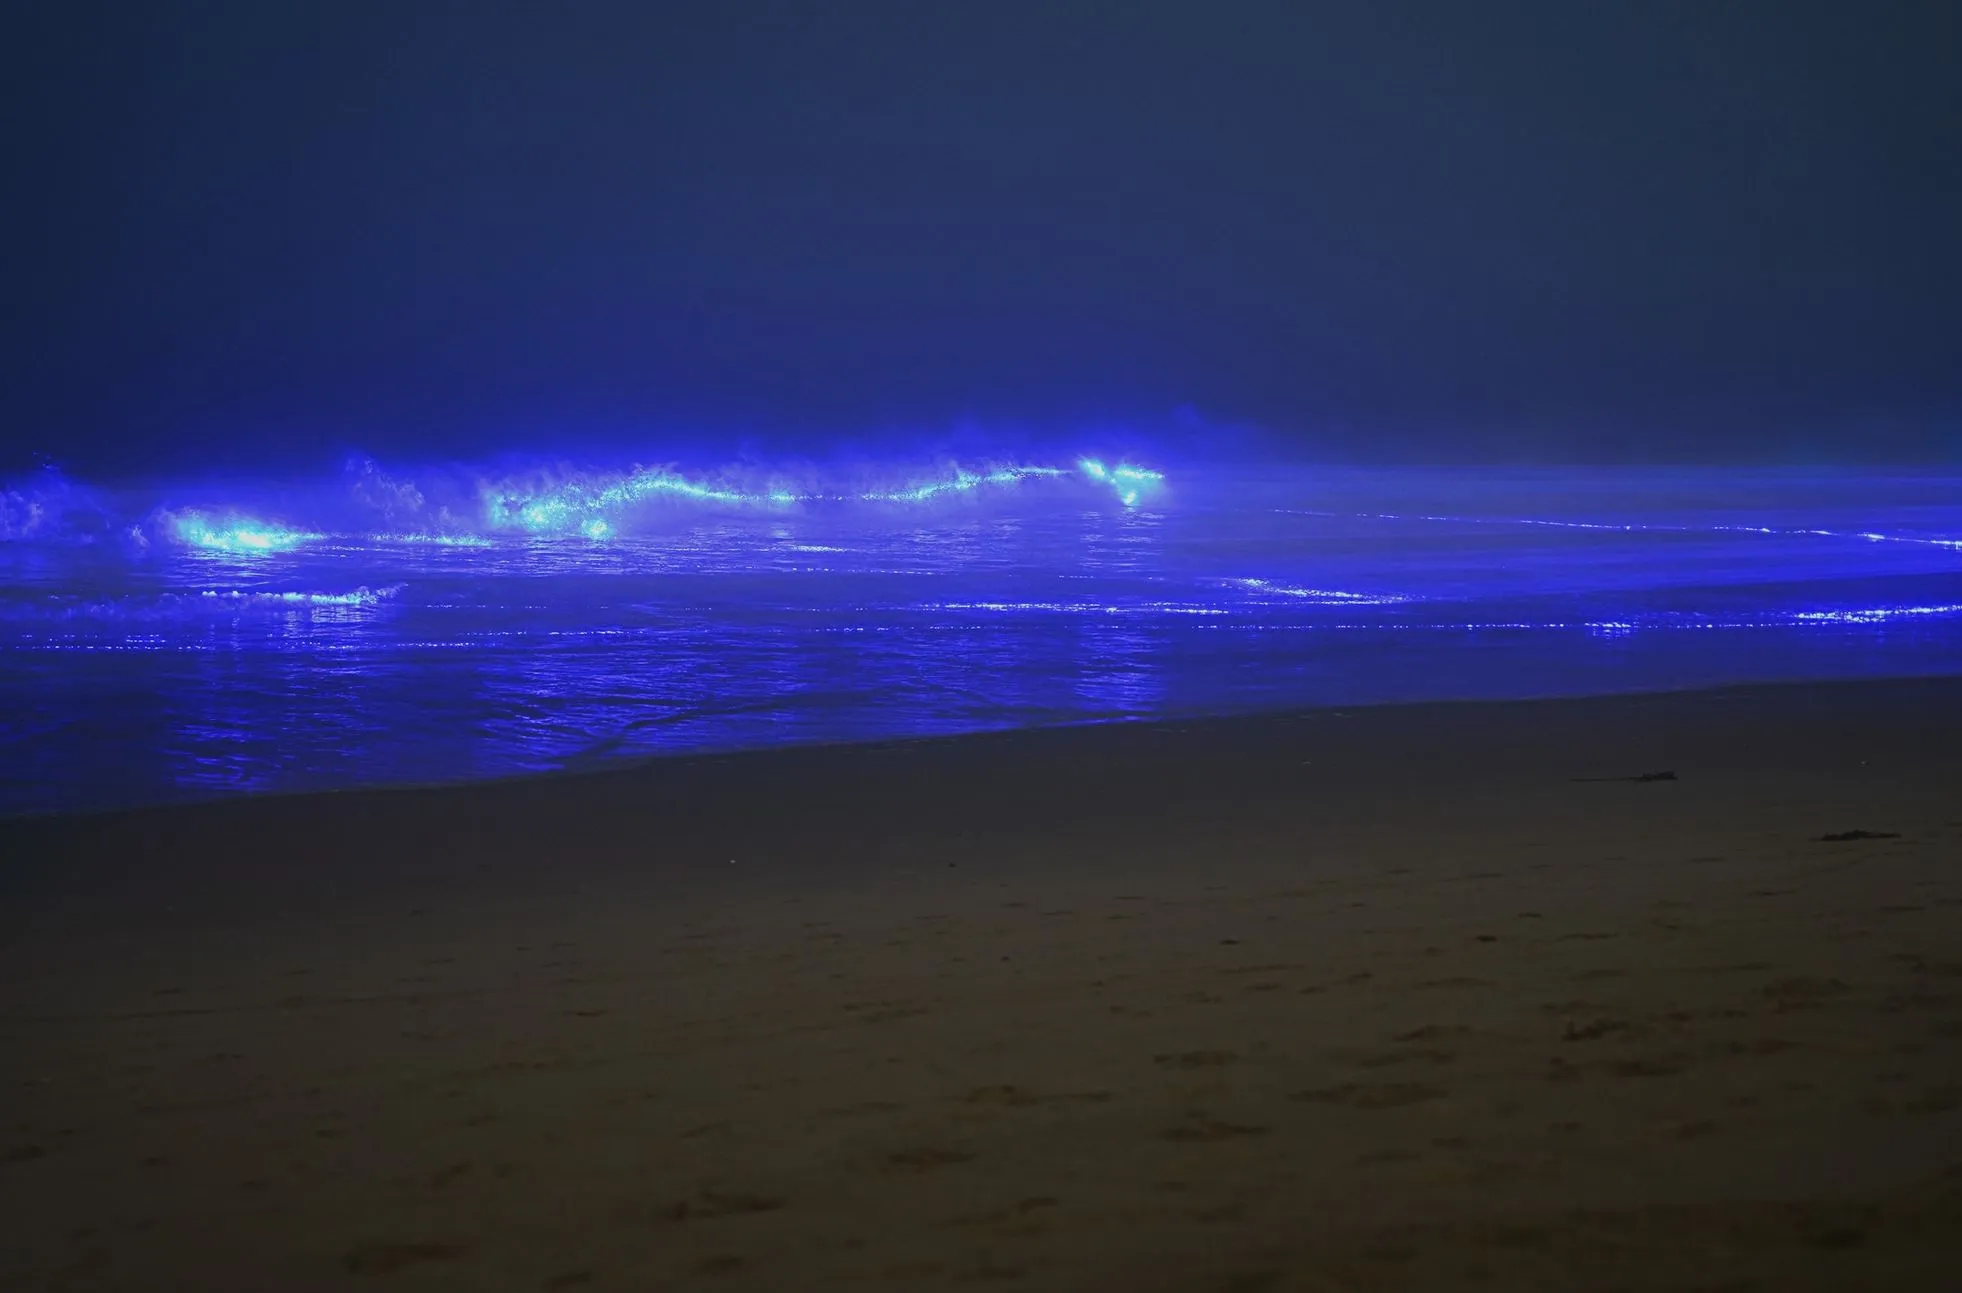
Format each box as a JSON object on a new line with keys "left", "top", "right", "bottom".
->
{"left": 1234, "top": 578, "right": 1408, "bottom": 605}
{"left": 165, "top": 510, "right": 321, "bottom": 553}
{"left": 1078, "top": 458, "right": 1165, "bottom": 506}
{"left": 476, "top": 458, "right": 1163, "bottom": 537}
{"left": 856, "top": 465, "right": 1063, "bottom": 504}
{"left": 1280, "top": 507, "right": 1962, "bottom": 552}
{"left": 6, "top": 462, "right": 1957, "bottom": 817}
{"left": 2, "top": 454, "right": 1170, "bottom": 555}
{"left": 484, "top": 466, "right": 753, "bottom": 533}
{"left": 367, "top": 532, "right": 494, "bottom": 548}
{"left": 912, "top": 593, "right": 1962, "bottom": 629}
{"left": 1788, "top": 603, "right": 1962, "bottom": 624}
{"left": 0, "top": 585, "right": 403, "bottom": 626}
{"left": 931, "top": 600, "right": 1233, "bottom": 616}
{"left": 195, "top": 586, "right": 402, "bottom": 608}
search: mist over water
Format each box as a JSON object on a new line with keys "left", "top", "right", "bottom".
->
{"left": 2, "top": 458, "right": 1958, "bottom": 817}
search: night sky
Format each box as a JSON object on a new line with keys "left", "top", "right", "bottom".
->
{"left": 6, "top": 0, "right": 1960, "bottom": 475}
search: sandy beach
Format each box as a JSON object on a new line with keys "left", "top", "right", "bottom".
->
{"left": 3, "top": 677, "right": 1960, "bottom": 1291}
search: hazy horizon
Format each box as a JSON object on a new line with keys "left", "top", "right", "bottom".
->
{"left": 6, "top": 1, "right": 1959, "bottom": 476}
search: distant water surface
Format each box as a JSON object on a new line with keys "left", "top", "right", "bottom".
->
{"left": 3, "top": 463, "right": 1958, "bottom": 816}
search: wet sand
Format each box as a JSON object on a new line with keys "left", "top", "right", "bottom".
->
{"left": 3, "top": 677, "right": 1961, "bottom": 1290}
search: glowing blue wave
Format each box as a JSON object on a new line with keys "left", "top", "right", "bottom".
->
{"left": 1077, "top": 458, "right": 1164, "bottom": 507}
{"left": 480, "top": 458, "right": 1163, "bottom": 536}
{"left": 165, "top": 510, "right": 322, "bottom": 553}
{"left": 8, "top": 459, "right": 1957, "bottom": 819}
{"left": 24, "top": 457, "right": 1168, "bottom": 556}
{"left": 366, "top": 532, "right": 494, "bottom": 549}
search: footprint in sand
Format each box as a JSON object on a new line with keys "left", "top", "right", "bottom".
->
{"left": 427, "top": 1162, "right": 474, "bottom": 1188}
{"left": 1547, "top": 1054, "right": 1689, "bottom": 1081}
{"left": 1395, "top": 1024, "right": 1479, "bottom": 1043}
{"left": 1291, "top": 1082, "right": 1446, "bottom": 1109}
{"left": 1704, "top": 1037, "right": 1797, "bottom": 1058}
{"left": 883, "top": 1148, "right": 975, "bottom": 1172}
{"left": 1763, "top": 977, "right": 1852, "bottom": 1010}
{"left": 964, "top": 1085, "right": 1110, "bottom": 1108}
{"left": 1160, "top": 1118, "right": 1269, "bottom": 1142}
{"left": 341, "top": 1242, "right": 464, "bottom": 1275}
{"left": 670, "top": 1188, "right": 787, "bottom": 1219}
{"left": 1541, "top": 998, "right": 1612, "bottom": 1015}
{"left": 1220, "top": 962, "right": 1297, "bottom": 977}
{"left": 1355, "top": 1048, "right": 1456, "bottom": 1068}
{"left": 1873, "top": 1084, "right": 1962, "bottom": 1115}
{"left": 952, "top": 1196, "right": 1060, "bottom": 1228}
{"left": 1155, "top": 1050, "right": 1238, "bottom": 1069}
{"left": 1562, "top": 1017, "right": 1631, "bottom": 1041}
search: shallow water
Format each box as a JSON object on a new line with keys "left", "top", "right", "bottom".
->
{"left": 3, "top": 461, "right": 1958, "bottom": 816}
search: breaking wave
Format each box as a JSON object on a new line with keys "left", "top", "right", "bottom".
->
{"left": 0, "top": 453, "right": 1165, "bottom": 555}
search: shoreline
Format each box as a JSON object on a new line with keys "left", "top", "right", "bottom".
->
{"left": 4, "top": 674, "right": 1961, "bottom": 1288}
{"left": 8, "top": 668, "right": 1962, "bottom": 830}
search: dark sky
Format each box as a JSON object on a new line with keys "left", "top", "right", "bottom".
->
{"left": 5, "top": 0, "right": 1960, "bottom": 475}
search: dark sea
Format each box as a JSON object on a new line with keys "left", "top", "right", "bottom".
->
{"left": 3, "top": 460, "right": 1958, "bottom": 817}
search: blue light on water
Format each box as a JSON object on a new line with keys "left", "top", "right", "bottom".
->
{"left": 1235, "top": 578, "right": 1407, "bottom": 605}
{"left": 1077, "top": 459, "right": 1163, "bottom": 506}
{"left": 4, "top": 455, "right": 1170, "bottom": 554}
{"left": 1282, "top": 506, "right": 1962, "bottom": 552}
{"left": 856, "top": 465, "right": 1065, "bottom": 504}
{"left": 368, "top": 532, "right": 493, "bottom": 548}
{"left": 1788, "top": 603, "right": 1962, "bottom": 624}
{"left": 4, "top": 461, "right": 1958, "bottom": 817}
{"left": 198, "top": 586, "right": 401, "bottom": 607}
{"left": 471, "top": 457, "right": 1154, "bottom": 535}
{"left": 167, "top": 510, "right": 320, "bottom": 553}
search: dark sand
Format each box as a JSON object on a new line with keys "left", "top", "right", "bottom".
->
{"left": 4, "top": 678, "right": 1961, "bottom": 1290}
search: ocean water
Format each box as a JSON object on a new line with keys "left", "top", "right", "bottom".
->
{"left": 2, "top": 459, "right": 1958, "bottom": 817}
